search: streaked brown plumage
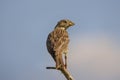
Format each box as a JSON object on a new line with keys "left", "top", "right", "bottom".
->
{"left": 46, "top": 19, "right": 75, "bottom": 69}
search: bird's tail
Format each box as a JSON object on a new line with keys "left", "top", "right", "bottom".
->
{"left": 54, "top": 51, "right": 64, "bottom": 69}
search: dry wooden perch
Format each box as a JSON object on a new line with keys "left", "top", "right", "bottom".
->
{"left": 46, "top": 66, "right": 74, "bottom": 80}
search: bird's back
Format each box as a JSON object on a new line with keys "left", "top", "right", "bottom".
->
{"left": 46, "top": 28, "right": 69, "bottom": 55}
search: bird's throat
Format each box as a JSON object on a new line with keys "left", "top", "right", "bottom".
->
{"left": 55, "top": 27, "right": 66, "bottom": 30}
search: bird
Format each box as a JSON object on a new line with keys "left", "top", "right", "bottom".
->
{"left": 46, "top": 19, "right": 75, "bottom": 69}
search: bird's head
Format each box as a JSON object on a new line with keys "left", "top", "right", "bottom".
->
{"left": 54, "top": 19, "right": 75, "bottom": 30}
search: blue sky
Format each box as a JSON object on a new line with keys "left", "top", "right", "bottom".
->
{"left": 0, "top": 0, "right": 120, "bottom": 80}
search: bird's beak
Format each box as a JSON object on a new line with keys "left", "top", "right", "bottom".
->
{"left": 69, "top": 21, "right": 75, "bottom": 26}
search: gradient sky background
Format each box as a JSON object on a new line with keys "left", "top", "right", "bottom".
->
{"left": 0, "top": 0, "right": 120, "bottom": 80}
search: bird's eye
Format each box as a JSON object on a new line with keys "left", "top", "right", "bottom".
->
{"left": 63, "top": 20, "right": 67, "bottom": 23}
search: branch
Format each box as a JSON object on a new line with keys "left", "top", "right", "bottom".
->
{"left": 46, "top": 67, "right": 74, "bottom": 80}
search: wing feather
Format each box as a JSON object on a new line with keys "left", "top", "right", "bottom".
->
{"left": 46, "top": 28, "right": 69, "bottom": 58}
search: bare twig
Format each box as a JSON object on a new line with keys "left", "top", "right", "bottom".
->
{"left": 46, "top": 66, "right": 74, "bottom": 80}
{"left": 46, "top": 67, "right": 56, "bottom": 69}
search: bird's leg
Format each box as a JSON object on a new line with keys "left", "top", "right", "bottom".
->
{"left": 64, "top": 54, "right": 67, "bottom": 69}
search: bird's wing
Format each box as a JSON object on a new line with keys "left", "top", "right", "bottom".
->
{"left": 46, "top": 28, "right": 69, "bottom": 55}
